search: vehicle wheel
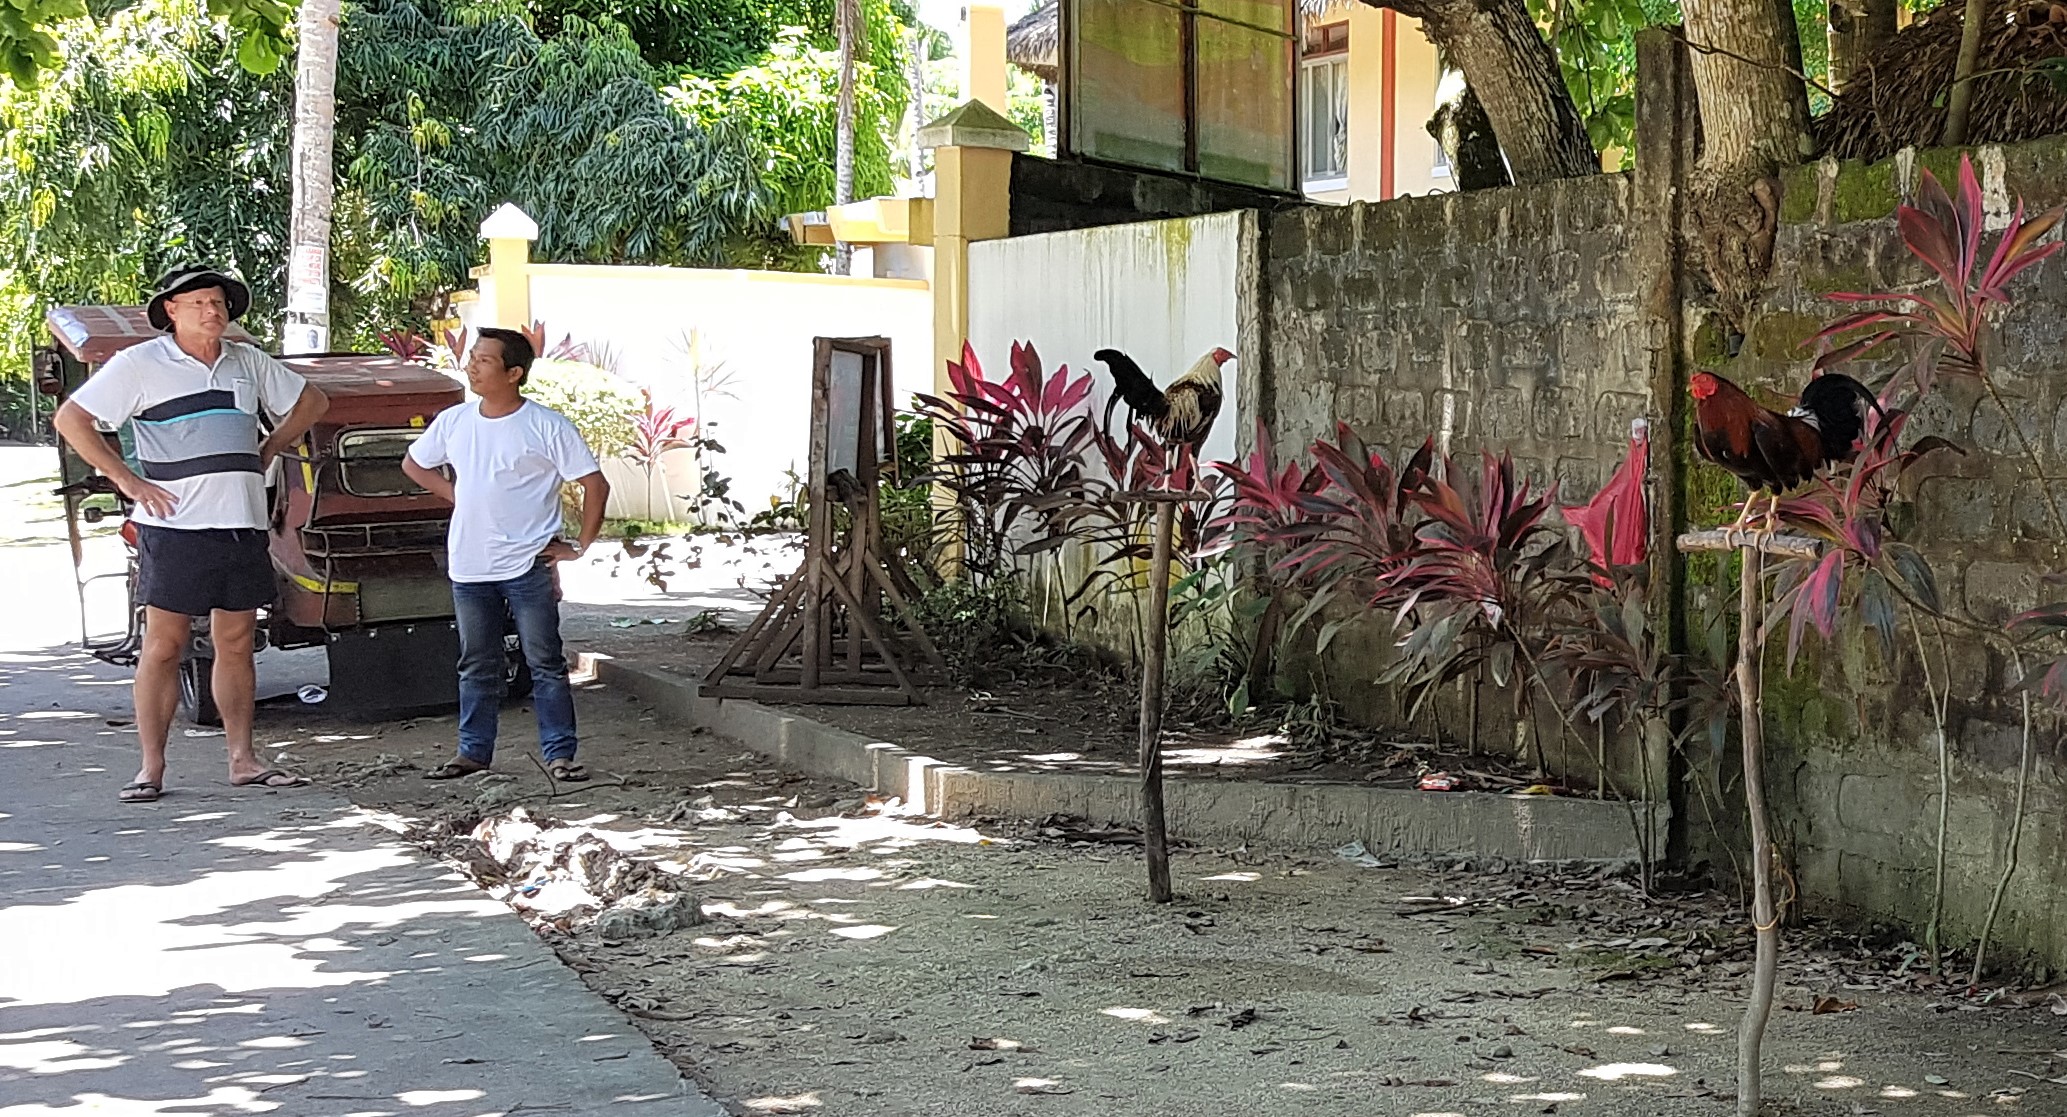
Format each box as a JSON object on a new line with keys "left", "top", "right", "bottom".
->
{"left": 181, "top": 657, "right": 222, "bottom": 727}
{"left": 504, "top": 634, "right": 534, "bottom": 700}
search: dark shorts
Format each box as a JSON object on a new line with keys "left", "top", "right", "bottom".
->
{"left": 136, "top": 525, "right": 275, "bottom": 616}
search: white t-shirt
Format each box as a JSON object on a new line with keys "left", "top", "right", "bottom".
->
{"left": 407, "top": 399, "right": 601, "bottom": 583}
{"left": 66, "top": 335, "right": 308, "bottom": 531}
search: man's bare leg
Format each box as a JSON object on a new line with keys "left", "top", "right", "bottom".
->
{"left": 134, "top": 607, "right": 191, "bottom": 791}
{"left": 211, "top": 609, "right": 264, "bottom": 783}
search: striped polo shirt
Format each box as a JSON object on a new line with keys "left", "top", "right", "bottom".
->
{"left": 67, "top": 335, "right": 308, "bottom": 531}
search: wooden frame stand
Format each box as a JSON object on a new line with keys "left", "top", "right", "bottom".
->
{"left": 702, "top": 337, "right": 943, "bottom": 706}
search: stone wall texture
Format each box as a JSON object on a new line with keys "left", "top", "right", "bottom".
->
{"left": 1252, "top": 134, "right": 2067, "bottom": 975}
{"left": 1694, "top": 137, "right": 2067, "bottom": 972}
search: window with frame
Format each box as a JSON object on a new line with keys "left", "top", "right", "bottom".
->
{"left": 1066, "top": 0, "right": 1297, "bottom": 193}
{"left": 1299, "top": 21, "right": 1348, "bottom": 188}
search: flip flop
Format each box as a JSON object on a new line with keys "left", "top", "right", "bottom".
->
{"left": 119, "top": 781, "right": 162, "bottom": 803}
{"left": 545, "top": 759, "right": 589, "bottom": 783}
{"left": 424, "top": 758, "right": 492, "bottom": 781}
{"left": 232, "top": 769, "right": 310, "bottom": 789}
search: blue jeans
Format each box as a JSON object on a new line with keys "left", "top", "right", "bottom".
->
{"left": 453, "top": 561, "right": 576, "bottom": 765}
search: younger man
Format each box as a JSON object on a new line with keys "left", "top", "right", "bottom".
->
{"left": 403, "top": 327, "right": 609, "bottom": 781}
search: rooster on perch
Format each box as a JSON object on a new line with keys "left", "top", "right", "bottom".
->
{"left": 1690, "top": 369, "right": 1879, "bottom": 535}
{"left": 1093, "top": 346, "right": 1233, "bottom": 455}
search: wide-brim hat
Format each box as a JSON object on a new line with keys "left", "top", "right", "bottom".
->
{"left": 146, "top": 267, "right": 251, "bottom": 331}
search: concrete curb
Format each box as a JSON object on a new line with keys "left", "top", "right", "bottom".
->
{"left": 582, "top": 654, "right": 1665, "bottom": 864}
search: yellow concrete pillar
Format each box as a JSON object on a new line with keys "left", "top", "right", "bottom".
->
{"left": 918, "top": 100, "right": 1029, "bottom": 571}
{"left": 919, "top": 100, "right": 1027, "bottom": 400}
{"left": 961, "top": 4, "right": 1009, "bottom": 117}
{"left": 478, "top": 203, "right": 538, "bottom": 329}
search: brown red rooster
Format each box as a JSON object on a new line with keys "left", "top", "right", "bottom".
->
{"left": 1093, "top": 347, "right": 1232, "bottom": 454}
{"left": 1691, "top": 370, "right": 1878, "bottom": 531}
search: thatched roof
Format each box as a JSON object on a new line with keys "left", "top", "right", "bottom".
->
{"left": 1007, "top": 3, "right": 1058, "bottom": 83}
{"left": 1819, "top": 0, "right": 2067, "bottom": 162}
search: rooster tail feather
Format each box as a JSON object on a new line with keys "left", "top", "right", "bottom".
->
{"left": 1093, "top": 348, "right": 1168, "bottom": 418}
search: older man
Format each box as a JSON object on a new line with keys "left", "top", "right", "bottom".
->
{"left": 53, "top": 267, "right": 330, "bottom": 802}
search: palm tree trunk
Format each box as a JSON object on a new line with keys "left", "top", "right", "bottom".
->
{"left": 834, "top": 0, "right": 860, "bottom": 276}
{"left": 283, "top": 0, "right": 340, "bottom": 353}
{"left": 906, "top": 27, "right": 927, "bottom": 179}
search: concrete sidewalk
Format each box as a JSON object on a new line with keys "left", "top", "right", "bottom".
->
{"left": 0, "top": 647, "right": 725, "bottom": 1117}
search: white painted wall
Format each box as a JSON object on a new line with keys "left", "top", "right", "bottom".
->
{"left": 503, "top": 265, "right": 933, "bottom": 521}
{"left": 967, "top": 211, "right": 1251, "bottom": 661}
{"left": 968, "top": 211, "right": 1245, "bottom": 473}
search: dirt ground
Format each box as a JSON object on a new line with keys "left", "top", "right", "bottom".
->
{"left": 21, "top": 486, "right": 2056, "bottom": 1117}
{"left": 257, "top": 668, "right": 2067, "bottom": 1117}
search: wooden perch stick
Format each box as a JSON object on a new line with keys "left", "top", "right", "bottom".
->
{"left": 1675, "top": 528, "right": 1797, "bottom": 1117}
{"left": 1137, "top": 500, "right": 1177, "bottom": 904}
{"left": 1675, "top": 530, "right": 1823, "bottom": 559}
{"left": 1111, "top": 486, "right": 1207, "bottom": 905}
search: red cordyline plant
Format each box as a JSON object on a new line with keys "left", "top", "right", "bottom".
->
{"left": 912, "top": 341, "right": 1097, "bottom": 576}
{"left": 1814, "top": 152, "right": 2065, "bottom": 403}
{"left": 439, "top": 323, "right": 587, "bottom": 368}
{"left": 376, "top": 329, "right": 431, "bottom": 363}
{"left": 1376, "top": 450, "right": 1580, "bottom": 740}
{"left": 625, "top": 389, "right": 695, "bottom": 469}
{"left": 1766, "top": 407, "right": 1961, "bottom": 669}
{"left": 1207, "top": 424, "right": 1430, "bottom": 657}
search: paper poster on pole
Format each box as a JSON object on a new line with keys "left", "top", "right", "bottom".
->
{"left": 286, "top": 245, "right": 328, "bottom": 313}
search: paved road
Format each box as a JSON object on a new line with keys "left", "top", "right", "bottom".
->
{"left": 0, "top": 446, "right": 725, "bottom": 1116}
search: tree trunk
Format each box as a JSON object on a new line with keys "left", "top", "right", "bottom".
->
{"left": 1942, "top": 0, "right": 1990, "bottom": 144}
{"left": 833, "top": 0, "right": 859, "bottom": 277}
{"left": 1826, "top": 0, "right": 1895, "bottom": 94}
{"left": 1680, "top": 0, "right": 1813, "bottom": 332}
{"left": 1428, "top": 83, "right": 1512, "bottom": 191}
{"left": 1684, "top": 0, "right": 1811, "bottom": 177}
{"left": 906, "top": 27, "right": 927, "bottom": 179}
{"left": 282, "top": 0, "right": 340, "bottom": 354}
{"left": 1365, "top": 0, "right": 1597, "bottom": 184}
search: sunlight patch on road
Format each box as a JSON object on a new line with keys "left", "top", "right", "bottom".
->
{"left": 396, "top": 1088, "right": 485, "bottom": 1105}
{"left": 826, "top": 923, "right": 898, "bottom": 940}
{"left": 894, "top": 878, "right": 974, "bottom": 891}
{"left": 743, "top": 1091, "right": 822, "bottom": 1113}
{"left": 1577, "top": 1063, "right": 1677, "bottom": 1081}
{"left": 0, "top": 1039, "right": 128, "bottom": 1074}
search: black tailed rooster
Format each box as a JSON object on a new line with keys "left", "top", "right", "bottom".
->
{"left": 1690, "top": 370, "right": 1879, "bottom": 534}
{"left": 1092, "top": 347, "right": 1233, "bottom": 455}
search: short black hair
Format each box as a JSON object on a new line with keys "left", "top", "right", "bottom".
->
{"left": 475, "top": 327, "right": 536, "bottom": 384}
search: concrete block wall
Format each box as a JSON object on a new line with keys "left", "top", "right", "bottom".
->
{"left": 1248, "top": 129, "right": 2067, "bottom": 971}
{"left": 1258, "top": 175, "right": 1661, "bottom": 794}
{"left": 1264, "top": 174, "right": 1649, "bottom": 495}
{"left": 1688, "top": 137, "right": 2067, "bottom": 971}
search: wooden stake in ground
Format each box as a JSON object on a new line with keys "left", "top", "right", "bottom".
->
{"left": 1121, "top": 489, "right": 1203, "bottom": 905}
{"left": 1677, "top": 528, "right": 1818, "bottom": 1117}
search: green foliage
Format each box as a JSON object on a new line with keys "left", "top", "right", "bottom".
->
{"left": 1, "top": 0, "right": 914, "bottom": 397}
{"left": 0, "top": 0, "right": 293, "bottom": 434}
{"left": 338, "top": 0, "right": 789, "bottom": 303}
{"left": 0, "top": 0, "right": 285, "bottom": 88}
{"left": 526, "top": 357, "right": 642, "bottom": 459}
{"left": 668, "top": 24, "right": 897, "bottom": 226}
